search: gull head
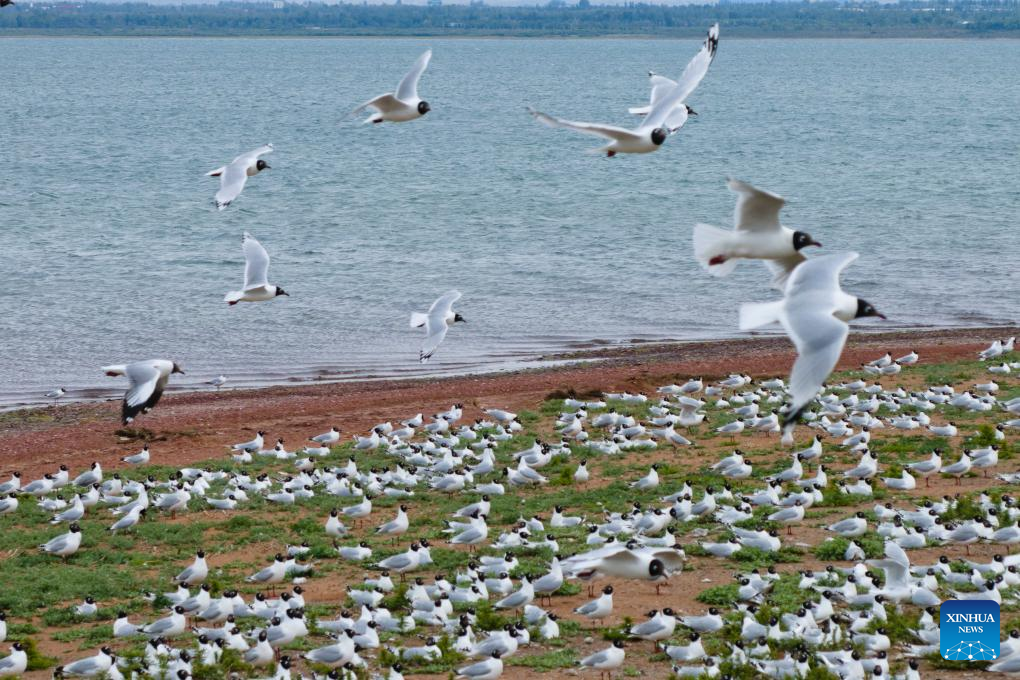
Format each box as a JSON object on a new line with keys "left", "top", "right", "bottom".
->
{"left": 418, "top": 101, "right": 431, "bottom": 115}
{"left": 275, "top": 287, "right": 290, "bottom": 298}
{"left": 256, "top": 159, "right": 271, "bottom": 172}
{"left": 171, "top": 362, "right": 185, "bottom": 375}
{"left": 685, "top": 104, "right": 699, "bottom": 117}
{"left": 792, "top": 230, "right": 822, "bottom": 251}
{"left": 650, "top": 128, "right": 668, "bottom": 146}
{"left": 854, "top": 299, "right": 886, "bottom": 320}
{"left": 453, "top": 313, "right": 466, "bottom": 324}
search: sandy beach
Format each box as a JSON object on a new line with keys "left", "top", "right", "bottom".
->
{"left": 3, "top": 326, "right": 1013, "bottom": 479}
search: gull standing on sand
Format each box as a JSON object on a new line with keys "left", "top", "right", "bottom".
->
{"left": 526, "top": 29, "right": 714, "bottom": 158}
{"left": 102, "top": 359, "right": 184, "bottom": 424}
{"left": 579, "top": 640, "right": 626, "bottom": 676}
{"left": 224, "top": 232, "right": 289, "bottom": 305}
{"left": 738, "top": 252, "right": 884, "bottom": 444}
{"left": 208, "top": 144, "right": 272, "bottom": 210}
{"left": 353, "top": 50, "right": 433, "bottom": 124}
{"left": 629, "top": 23, "right": 720, "bottom": 132}
{"left": 694, "top": 180, "right": 823, "bottom": 289}
{"left": 122, "top": 445, "right": 150, "bottom": 465}
{"left": 411, "top": 290, "right": 465, "bottom": 363}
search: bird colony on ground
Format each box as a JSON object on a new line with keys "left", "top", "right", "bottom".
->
{"left": 1, "top": 337, "right": 1020, "bottom": 678}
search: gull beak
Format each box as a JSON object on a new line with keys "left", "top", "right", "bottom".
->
{"left": 810, "top": 240, "right": 823, "bottom": 248}
{"left": 876, "top": 312, "right": 888, "bottom": 320}
{"left": 263, "top": 164, "right": 271, "bottom": 169}
{"left": 688, "top": 108, "right": 699, "bottom": 117}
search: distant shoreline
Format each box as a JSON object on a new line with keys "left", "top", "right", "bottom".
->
{"left": 1, "top": 324, "right": 1014, "bottom": 410}
{"left": 3, "top": 0, "right": 1020, "bottom": 38}
{"left": 1, "top": 325, "right": 1014, "bottom": 479}
{"left": 5, "top": 32, "right": 1020, "bottom": 38}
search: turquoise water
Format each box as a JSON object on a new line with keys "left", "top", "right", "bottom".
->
{"left": 1, "top": 37, "right": 1018, "bottom": 404}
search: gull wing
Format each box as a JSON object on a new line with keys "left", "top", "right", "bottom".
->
{"left": 396, "top": 49, "right": 432, "bottom": 102}
{"left": 123, "top": 361, "right": 164, "bottom": 424}
{"left": 670, "top": 23, "right": 720, "bottom": 106}
{"left": 527, "top": 107, "right": 643, "bottom": 144}
{"left": 729, "top": 179, "right": 786, "bottom": 232}
{"left": 242, "top": 232, "right": 271, "bottom": 290}
{"left": 353, "top": 93, "right": 404, "bottom": 116}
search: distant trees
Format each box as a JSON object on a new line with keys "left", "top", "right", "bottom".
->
{"left": 0, "top": 0, "right": 1018, "bottom": 36}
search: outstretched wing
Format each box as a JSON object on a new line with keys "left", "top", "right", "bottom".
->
{"left": 628, "top": 74, "right": 678, "bottom": 115}
{"left": 764, "top": 254, "right": 807, "bottom": 291}
{"left": 729, "top": 179, "right": 786, "bottom": 232}
{"left": 670, "top": 23, "right": 720, "bottom": 106}
{"left": 233, "top": 144, "right": 273, "bottom": 166}
{"left": 420, "top": 322, "right": 450, "bottom": 364}
{"left": 216, "top": 163, "right": 248, "bottom": 211}
{"left": 527, "top": 107, "right": 643, "bottom": 144}
{"left": 242, "top": 232, "right": 271, "bottom": 290}
{"left": 428, "top": 289, "right": 462, "bottom": 316}
{"left": 397, "top": 49, "right": 432, "bottom": 102}
{"left": 352, "top": 94, "right": 404, "bottom": 116}
{"left": 123, "top": 362, "right": 165, "bottom": 424}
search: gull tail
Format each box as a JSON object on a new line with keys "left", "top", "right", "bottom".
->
{"left": 409, "top": 312, "right": 428, "bottom": 329}
{"left": 224, "top": 291, "right": 244, "bottom": 304}
{"left": 739, "top": 301, "right": 784, "bottom": 331}
{"left": 102, "top": 364, "right": 127, "bottom": 377}
{"left": 693, "top": 223, "right": 738, "bottom": 276}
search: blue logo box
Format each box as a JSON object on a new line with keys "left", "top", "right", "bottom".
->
{"left": 941, "top": 599, "right": 1000, "bottom": 661}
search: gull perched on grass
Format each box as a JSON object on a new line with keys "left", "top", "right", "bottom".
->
{"left": 39, "top": 522, "right": 82, "bottom": 561}
{"left": 411, "top": 290, "right": 465, "bottom": 363}
{"left": 224, "top": 232, "right": 289, "bottom": 305}
{"left": 207, "top": 144, "right": 272, "bottom": 210}
{"left": 102, "top": 359, "right": 184, "bottom": 424}
{"left": 353, "top": 50, "right": 432, "bottom": 124}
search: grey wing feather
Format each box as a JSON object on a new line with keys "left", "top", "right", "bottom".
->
{"left": 383, "top": 554, "right": 412, "bottom": 570}
{"left": 765, "top": 255, "right": 806, "bottom": 291}
{"left": 43, "top": 536, "right": 68, "bottom": 552}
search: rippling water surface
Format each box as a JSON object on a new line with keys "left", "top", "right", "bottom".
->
{"left": 1, "top": 37, "right": 1018, "bottom": 404}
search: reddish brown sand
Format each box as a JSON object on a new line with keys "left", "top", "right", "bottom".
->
{"left": 1, "top": 327, "right": 1014, "bottom": 482}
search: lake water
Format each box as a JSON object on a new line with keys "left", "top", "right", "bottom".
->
{"left": 1, "top": 36, "right": 1018, "bottom": 405}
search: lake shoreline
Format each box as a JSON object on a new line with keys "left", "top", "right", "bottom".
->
{"left": 1, "top": 325, "right": 1014, "bottom": 479}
